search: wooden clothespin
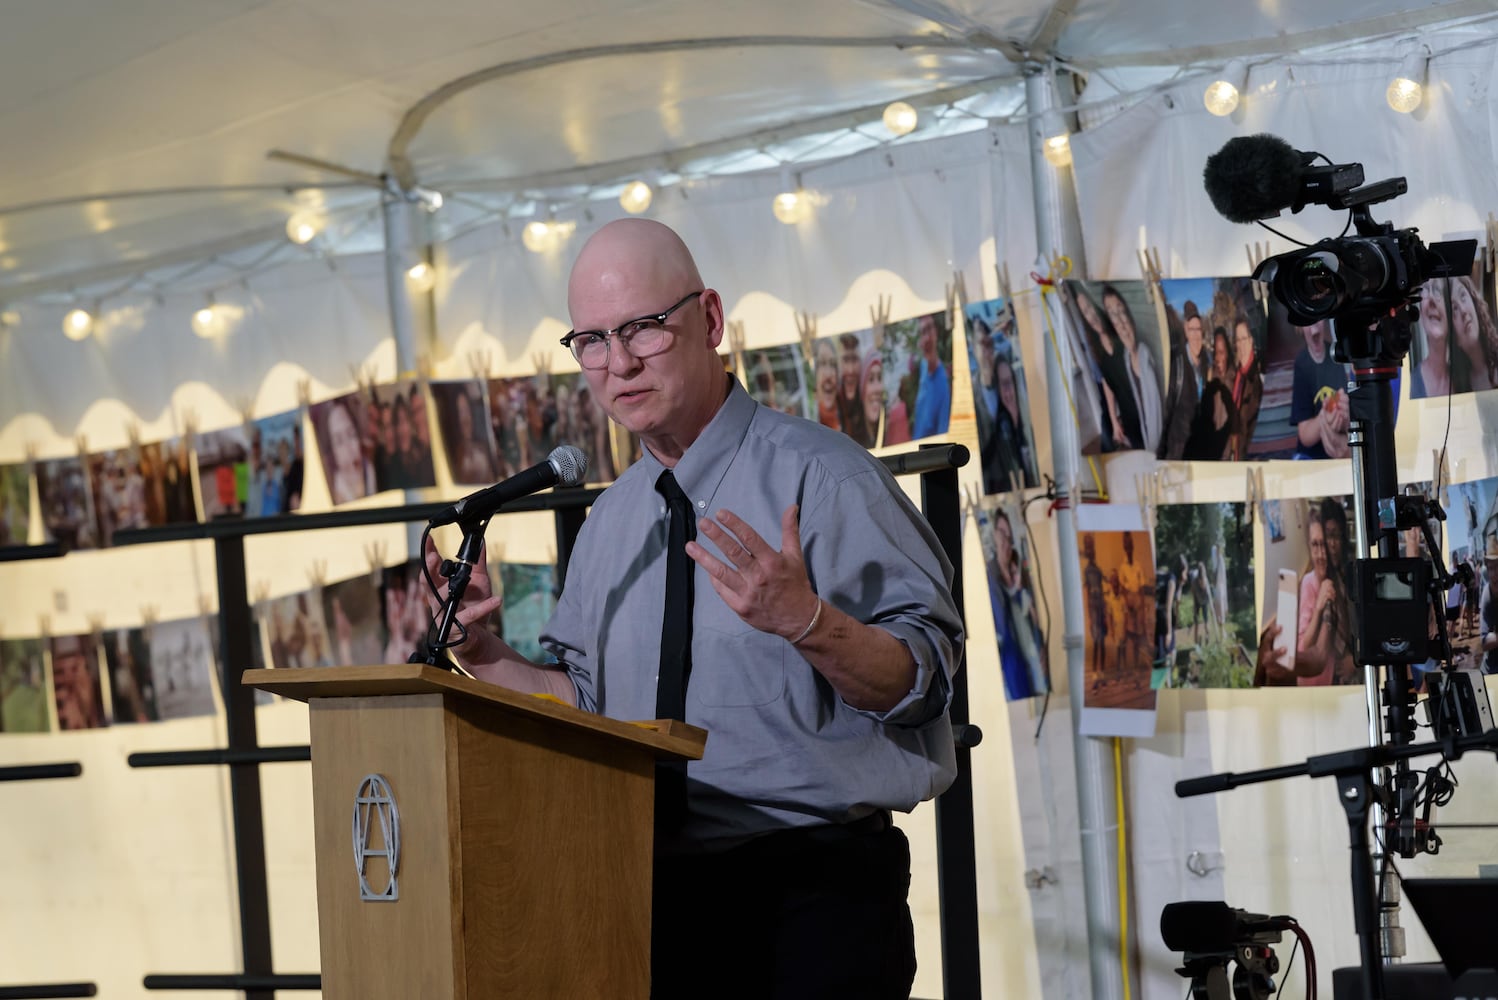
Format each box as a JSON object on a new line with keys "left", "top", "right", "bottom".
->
{"left": 995, "top": 262, "right": 1014, "bottom": 306}
{"left": 869, "top": 295, "right": 891, "bottom": 352}
{"left": 1433, "top": 447, "right": 1451, "bottom": 507}
{"left": 75, "top": 433, "right": 88, "bottom": 460}
{"left": 306, "top": 560, "right": 327, "bottom": 589}
{"left": 490, "top": 539, "right": 506, "bottom": 566}
{"left": 296, "top": 378, "right": 312, "bottom": 409}
{"left": 531, "top": 350, "right": 553, "bottom": 388}
{"left": 1134, "top": 470, "right": 1159, "bottom": 533}
{"left": 795, "top": 311, "right": 818, "bottom": 364}
{"left": 1485, "top": 212, "right": 1497, "bottom": 277}
{"left": 364, "top": 540, "right": 388, "bottom": 580}
{"left": 1137, "top": 247, "right": 1163, "bottom": 304}
{"left": 467, "top": 349, "right": 492, "bottom": 381}
{"left": 179, "top": 407, "right": 198, "bottom": 441}
{"left": 125, "top": 421, "right": 141, "bottom": 449}
{"left": 726, "top": 320, "right": 746, "bottom": 380}
{"left": 197, "top": 594, "right": 215, "bottom": 618}
{"left": 37, "top": 614, "right": 51, "bottom": 642}
{"left": 414, "top": 351, "right": 434, "bottom": 385}
{"left": 86, "top": 612, "right": 105, "bottom": 637}
{"left": 1245, "top": 465, "right": 1265, "bottom": 526}
{"left": 24, "top": 440, "right": 38, "bottom": 466}
{"left": 250, "top": 580, "right": 271, "bottom": 606}
{"left": 139, "top": 605, "right": 158, "bottom": 633}
{"left": 1246, "top": 242, "right": 1271, "bottom": 305}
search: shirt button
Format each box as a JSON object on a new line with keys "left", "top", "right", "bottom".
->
{"left": 697, "top": 500, "right": 706, "bottom": 509}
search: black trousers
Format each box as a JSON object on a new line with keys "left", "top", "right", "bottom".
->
{"left": 650, "top": 815, "right": 916, "bottom": 1000}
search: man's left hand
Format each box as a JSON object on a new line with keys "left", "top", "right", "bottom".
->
{"left": 687, "top": 504, "right": 820, "bottom": 641}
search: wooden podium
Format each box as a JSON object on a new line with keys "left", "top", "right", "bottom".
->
{"left": 244, "top": 664, "right": 706, "bottom": 999}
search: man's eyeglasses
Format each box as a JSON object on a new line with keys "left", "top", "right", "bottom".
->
{"left": 560, "top": 291, "right": 703, "bottom": 370}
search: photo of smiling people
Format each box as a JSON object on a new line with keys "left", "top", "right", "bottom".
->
{"left": 975, "top": 496, "right": 1048, "bottom": 700}
{"left": 965, "top": 296, "right": 1038, "bottom": 494}
{"left": 1057, "top": 280, "right": 1165, "bottom": 456}
{"left": 1256, "top": 495, "right": 1361, "bottom": 686}
{"left": 1151, "top": 502, "right": 1256, "bottom": 688}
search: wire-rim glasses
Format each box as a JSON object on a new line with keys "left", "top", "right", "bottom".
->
{"left": 560, "top": 290, "right": 704, "bottom": 370}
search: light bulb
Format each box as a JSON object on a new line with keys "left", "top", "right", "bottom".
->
{"left": 523, "top": 220, "right": 554, "bottom": 253}
{"left": 0, "top": 307, "right": 18, "bottom": 328}
{"left": 619, "top": 180, "right": 653, "bottom": 214}
{"left": 1203, "top": 80, "right": 1240, "bottom": 116}
{"left": 191, "top": 303, "right": 226, "bottom": 339}
{"left": 1042, "top": 133, "right": 1072, "bottom": 168}
{"left": 406, "top": 261, "right": 437, "bottom": 293}
{"left": 63, "top": 307, "right": 94, "bottom": 340}
{"left": 1387, "top": 48, "right": 1429, "bottom": 114}
{"left": 772, "top": 191, "right": 807, "bottom": 225}
{"left": 882, "top": 101, "right": 918, "bottom": 136}
{"left": 286, "top": 209, "right": 323, "bottom": 245}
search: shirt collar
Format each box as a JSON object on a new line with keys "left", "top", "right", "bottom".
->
{"left": 636, "top": 375, "right": 756, "bottom": 516}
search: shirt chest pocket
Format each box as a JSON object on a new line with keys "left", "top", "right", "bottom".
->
{"left": 691, "top": 594, "right": 788, "bottom": 708}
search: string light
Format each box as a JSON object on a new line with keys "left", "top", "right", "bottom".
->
{"left": 406, "top": 261, "right": 437, "bottom": 293}
{"left": 1040, "top": 111, "right": 1072, "bottom": 168}
{"left": 63, "top": 305, "right": 94, "bottom": 341}
{"left": 882, "top": 101, "right": 918, "bottom": 136}
{"left": 619, "top": 180, "right": 653, "bottom": 214}
{"left": 1203, "top": 60, "right": 1248, "bottom": 117}
{"left": 191, "top": 296, "right": 228, "bottom": 339}
{"left": 1387, "top": 47, "right": 1430, "bottom": 113}
{"left": 286, "top": 208, "right": 324, "bottom": 245}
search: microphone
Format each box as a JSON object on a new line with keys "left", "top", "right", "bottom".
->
{"left": 1160, "top": 901, "right": 1282, "bottom": 954}
{"left": 1203, "top": 134, "right": 1363, "bottom": 223}
{"left": 428, "top": 445, "right": 588, "bottom": 527}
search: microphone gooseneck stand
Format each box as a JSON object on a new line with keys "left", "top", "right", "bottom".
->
{"left": 411, "top": 516, "right": 489, "bottom": 672}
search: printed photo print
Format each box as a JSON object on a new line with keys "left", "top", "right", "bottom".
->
{"left": 1152, "top": 502, "right": 1256, "bottom": 688}
{"left": 966, "top": 297, "right": 1039, "bottom": 494}
{"left": 246, "top": 410, "right": 305, "bottom": 516}
{"left": 196, "top": 426, "right": 251, "bottom": 518}
{"left": 51, "top": 633, "right": 107, "bottom": 730}
{"left": 495, "top": 562, "right": 557, "bottom": 664}
{"left": 1254, "top": 301, "right": 1352, "bottom": 461}
{"left": 322, "top": 574, "right": 386, "bottom": 667}
{"left": 368, "top": 380, "right": 437, "bottom": 492}
{"left": 975, "top": 497, "right": 1048, "bottom": 701}
{"left": 1406, "top": 268, "right": 1498, "bottom": 399}
{"left": 35, "top": 456, "right": 98, "bottom": 550}
{"left": 550, "top": 372, "right": 618, "bottom": 484}
{"left": 809, "top": 329, "right": 884, "bottom": 448}
{"left": 309, "top": 393, "right": 377, "bottom": 506}
{"left": 104, "top": 627, "right": 159, "bottom": 723}
{"left": 149, "top": 617, "right": 219, "bottom": 720}
{"left": 264, "top": 590, "right": 336, "bottom": 669}
{"left": 744, "top": 343, "right": 813, "bottom": 421}
{"left": 86, "top": 439, "right": 199, "bottom": 546}
{"left": 1079, "top": 528, "right": 1156, "bottom": 709}
{"left": 1156, "top": 278, "right": 1267, "bottom": 461}
{"left": 431, "top": 379, "right": 500, "bottom": 486}
{"left": 0, "top": 638, "right": 49, "bottom": 733}
{"left": 0, "top": 462, "right": 30, "bottom": 547}
{"left": 883, "top": 310, "right": 953, "bottom": 443}
{"left": 381, "top": 560, "right": 430, "bottom": 666}
{"left": 1256, "top": 495, "right": 1361, "bottom": 686}
{"left": 487, "top": 373, "right": 618, "bottom": 486}
{"left": 1444, "top": 476, "right": 1498, "bottom": 674}
{"left": 1056, "top": 280, "right": 1166, "bottom": 456}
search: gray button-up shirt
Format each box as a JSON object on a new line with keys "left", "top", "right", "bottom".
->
{"left": 542, "top": 379, "right": 964, "bottom": 850}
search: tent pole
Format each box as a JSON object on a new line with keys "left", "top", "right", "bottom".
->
{"left": 1024, "top": 62, "right": 1127, "bottom": 1000}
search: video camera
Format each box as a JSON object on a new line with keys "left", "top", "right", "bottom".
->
{"left": 1161, "top": 901, "right": 1285, "bottom": 1000}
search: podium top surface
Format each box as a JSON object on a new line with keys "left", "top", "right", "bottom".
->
{"left": 244, "top": 664, "right": 705, "bottom": 761}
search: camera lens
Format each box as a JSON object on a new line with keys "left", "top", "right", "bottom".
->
{"left": 1283, "top": 251, "right": 1344, "bottom": 320}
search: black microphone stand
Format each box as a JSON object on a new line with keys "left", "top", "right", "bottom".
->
{"left": 410, "top": 516, "right": 488, "bottom": 672}
{"left": 1177, "top": 727, "right": 1498, "bottom": 1000}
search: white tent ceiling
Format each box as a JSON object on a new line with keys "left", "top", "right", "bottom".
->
{"left": 0, "top": 0, "right": 1491, "bottom": 303}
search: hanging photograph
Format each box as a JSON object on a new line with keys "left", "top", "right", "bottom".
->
{"left": 0, "top": 462, "right": 30, "bottom": 546}
{"left": 811, "top": 328, "right": 881, "bottom": 448}
{"left": 0, "top": 638, "right": 49, "bottom": 733}
{"left": 103, "top": 627, "right": 159, "bottom": 723}
{"left": 495, "top": 561, "right": 557, "bottom": 663}
{"left": 552, "top": 372, "right": 617, "bottom": 484}
{"left": 148, "top": 617, "right": 219, "bottom": 720}
{"left": 34, "top": 456, "right": 97, "bottom": 550}
{"left": 966, "top": 296, "right": 1038, "bottom": 494}
{"left": 368, "top": 380, "right": 437, "bottom": 492}
{"left": 264, "top": 590, "right": 336, "bottom": 669}
{"left": 322, "top": 573, "right": 386, "bottom": 667}
{"left": 247, "top": 409, "right": 305, "bottom": 516}
{"left": 744, "top": 343, "right": 812, "bottom": 421}
{"left": 51, "top": 633, "right": 108, "bottom": 730}
{"left": 381, "top": 560, "right": 430, "bottom": 665}
{"left": 883, "top": 310, "right": 953, "bottom": 443}
{"left": 1076, "top": 503, "right": 1157, "bottom": 736}
{"left": 196, "top": 426, "right": 251, "bottom": 518}
{"left": 1444, "top": 476, "right": 1498, "bottom": 674}
{"left": 1255, "top": 495, "right": 1360, "bottom": 686}
{"left": 1249, "top": 299, "right": 1353, "bottom": 460}
{"left": 487, "top": 375, "right": 554, "bottom": 478}
{"left": 975, "top": 496, "right": 1048, "bottom": 700}
{"left": 309, "top": 393, "right": 377, "bottom": 506}
{"left": 430, "top": 379, "right": 500, "bottom": 486}
{"left": 1156, "top": 277, "right": 1267, "bottom": 460}
{"left": 86, "top": 446, "right": 153, "bottom": 547}
{"left": 1407, "top": 270, "right": 1498, "bottom": 398}
{"left": 1057, "top": 280, "right": 1166, "bottom": 456}
{"left": 1151, "top": 502, "right": 1256, "bottom": 688}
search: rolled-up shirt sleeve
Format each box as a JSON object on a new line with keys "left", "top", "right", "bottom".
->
{"left": 799, "top": 466, "right": 964, "bottom": 728}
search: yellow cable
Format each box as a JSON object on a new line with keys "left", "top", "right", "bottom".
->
{"left": 1114, "top": 736, "right": 1131, "bottom": 1000}
{"left": 1034, "top": 262, "right": 1108, "bottom": 498}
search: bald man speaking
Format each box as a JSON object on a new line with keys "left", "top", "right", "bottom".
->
{"left": 427, "top": 219, "right": 963, "bottom": 998}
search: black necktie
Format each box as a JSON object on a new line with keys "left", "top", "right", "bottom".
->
{"left": 654, "top": 469, "right": 695, "bottom": 831}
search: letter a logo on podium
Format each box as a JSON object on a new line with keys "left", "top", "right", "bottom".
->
{"left": 352, "top": 774, "right": 401, "bottom": 902}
